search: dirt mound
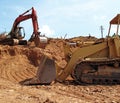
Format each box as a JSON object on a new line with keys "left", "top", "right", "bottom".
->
{"left": 0, "top": 39, "right": 66, "bottom": 84}
{"left": 0, "top": 37, "right": 120, "bottom": 103}
{"left": 0, "top": 45, "right": 38, "bottom": 83}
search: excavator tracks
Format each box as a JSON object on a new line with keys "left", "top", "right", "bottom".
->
{"left": 72, "top": 58, "right": 120, "bottom": 85}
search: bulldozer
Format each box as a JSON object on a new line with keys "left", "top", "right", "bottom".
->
{"left": 22, "top": 14, "right": 120, "bottom": 85}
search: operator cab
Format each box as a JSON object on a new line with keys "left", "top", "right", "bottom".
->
{"left": 108, "top": 14, "right": 120, "bottom": 37}
{"left": 16, "top": 26, "right": 25, "bottom": 39}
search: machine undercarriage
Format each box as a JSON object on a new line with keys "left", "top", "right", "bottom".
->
{"left": 72, "top": 58, "right": 120, "bottom": 84}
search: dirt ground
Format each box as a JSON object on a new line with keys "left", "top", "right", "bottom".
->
{"left": 0, "top": 38, "right": 120, "bottom": 103}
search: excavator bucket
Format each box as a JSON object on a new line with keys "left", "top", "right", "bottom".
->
{"left": 20, "top": 55, "right": 56, "bottom": 85}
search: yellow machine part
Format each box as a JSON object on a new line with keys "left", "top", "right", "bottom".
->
{"left": 21, "top": 36, "right": 120, "bottom": 85}
{"left": 57, "top": 37, "right": 120, "bottom": 83}
{"left": 20, "top": 14, "right": 120, "bottom": 85}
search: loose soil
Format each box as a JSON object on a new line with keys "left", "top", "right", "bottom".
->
{"left": 0, "top": 38, "right": 120, "bottom": 103}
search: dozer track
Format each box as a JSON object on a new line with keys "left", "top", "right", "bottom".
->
{"left": 72, "top": 58, "right": 120, "bottom": 84}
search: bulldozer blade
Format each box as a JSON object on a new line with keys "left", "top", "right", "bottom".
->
{"left": 20, "top": 55, "right": 56, "bottom": 85}
{"left": 36, "top": 55, "right": 56, "bottom": 84}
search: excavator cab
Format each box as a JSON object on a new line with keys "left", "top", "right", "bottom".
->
{"left": 7, "top": 26, "right": 25, "bottom": 39}
{"left": 2, "top": 26, "right": 27, "bottom": 45}
{"left": 16, "top": 26, "right": 25, "bottom": 39}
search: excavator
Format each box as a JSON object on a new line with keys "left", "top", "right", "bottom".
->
{"left": 0, "top": 7, "right": 47, "bottom": 47}
{"left": 22, "top": 14, "right": 120, "bottom": 85}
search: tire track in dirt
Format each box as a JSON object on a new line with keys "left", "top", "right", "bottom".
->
{"left": 26, "top": 68, "right": 36, "bottom": 76}
{"left": 0, "top": 65, "right": 35, "bottom": 83}
{"left": 0, "top": 64, "right": 36, "bottom": 83}
{"left": 24, "top": 69, "right": 36, "bottom": 77}
{"left": 14, "top": 72, "right": 25, "bottom": 81}
{"left": 0, "top": 57, "right": 37, "bottom": 83}
{"left": 6, "top": 69, "right": 36, "bottom": 83}
{"left": 38, "top": 84, "right": 120, "bottom": 103}
{"left": 51, "top": 86, "right": 100, "bottom": 102}
{"left": 93, "top": 90, "right": 120, "bottom": 102}
{"left": 2, "top": 67, "right": 19, "bottom": 83}
{"left": 5, "top": 68, "right": 12, "bottom": 81}
{"left": 10, "top": 70, "right": 20, "bottom": 82}
{"left": 0, "top": 68, "right": 3, "bottom": 78}
{"left": 69, "top": 86, "right": 120, "bottom": 102}
{"left": 1, "top": 68, "right": 7, "bottom": 79}
{"left": 19, "top": 69, "right": 34, "bottom": 79}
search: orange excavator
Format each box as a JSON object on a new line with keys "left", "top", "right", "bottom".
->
{"left": 0, "top": 7, "right": 47, "bottom": 46}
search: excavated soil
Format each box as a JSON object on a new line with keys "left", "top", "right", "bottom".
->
{"left": 0, "top": 38, "right": 120, "bottom": 103}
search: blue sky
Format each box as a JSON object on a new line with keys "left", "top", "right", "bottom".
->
{"left": 0, "top": 0, "right": 120, "bottom": 39}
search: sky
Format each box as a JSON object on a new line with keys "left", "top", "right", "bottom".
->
{"left": 0, "top": 0, "right": 120, "bottom": 39}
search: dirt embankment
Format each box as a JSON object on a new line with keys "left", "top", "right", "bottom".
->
{"left": 0, "top": 39, "right": 65, "bottom": 83}
{"left": 0, "top": 38, "right": 120, "bottom": 103}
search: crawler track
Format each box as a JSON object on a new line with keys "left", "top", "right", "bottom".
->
{"left": 72, "top": 58, "right": 120, "bottom": 84}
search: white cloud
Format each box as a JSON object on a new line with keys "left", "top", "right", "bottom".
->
{"left": 40, "top": 25, "right": 55, "bottom": 37}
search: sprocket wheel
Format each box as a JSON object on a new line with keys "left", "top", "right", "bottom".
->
{"left": 72, "top": 63, "right": 94, "bottom": 83}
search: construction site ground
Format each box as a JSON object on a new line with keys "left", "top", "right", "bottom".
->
{"left": 0, "top": 37, "right": 120, "bottom": 103}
